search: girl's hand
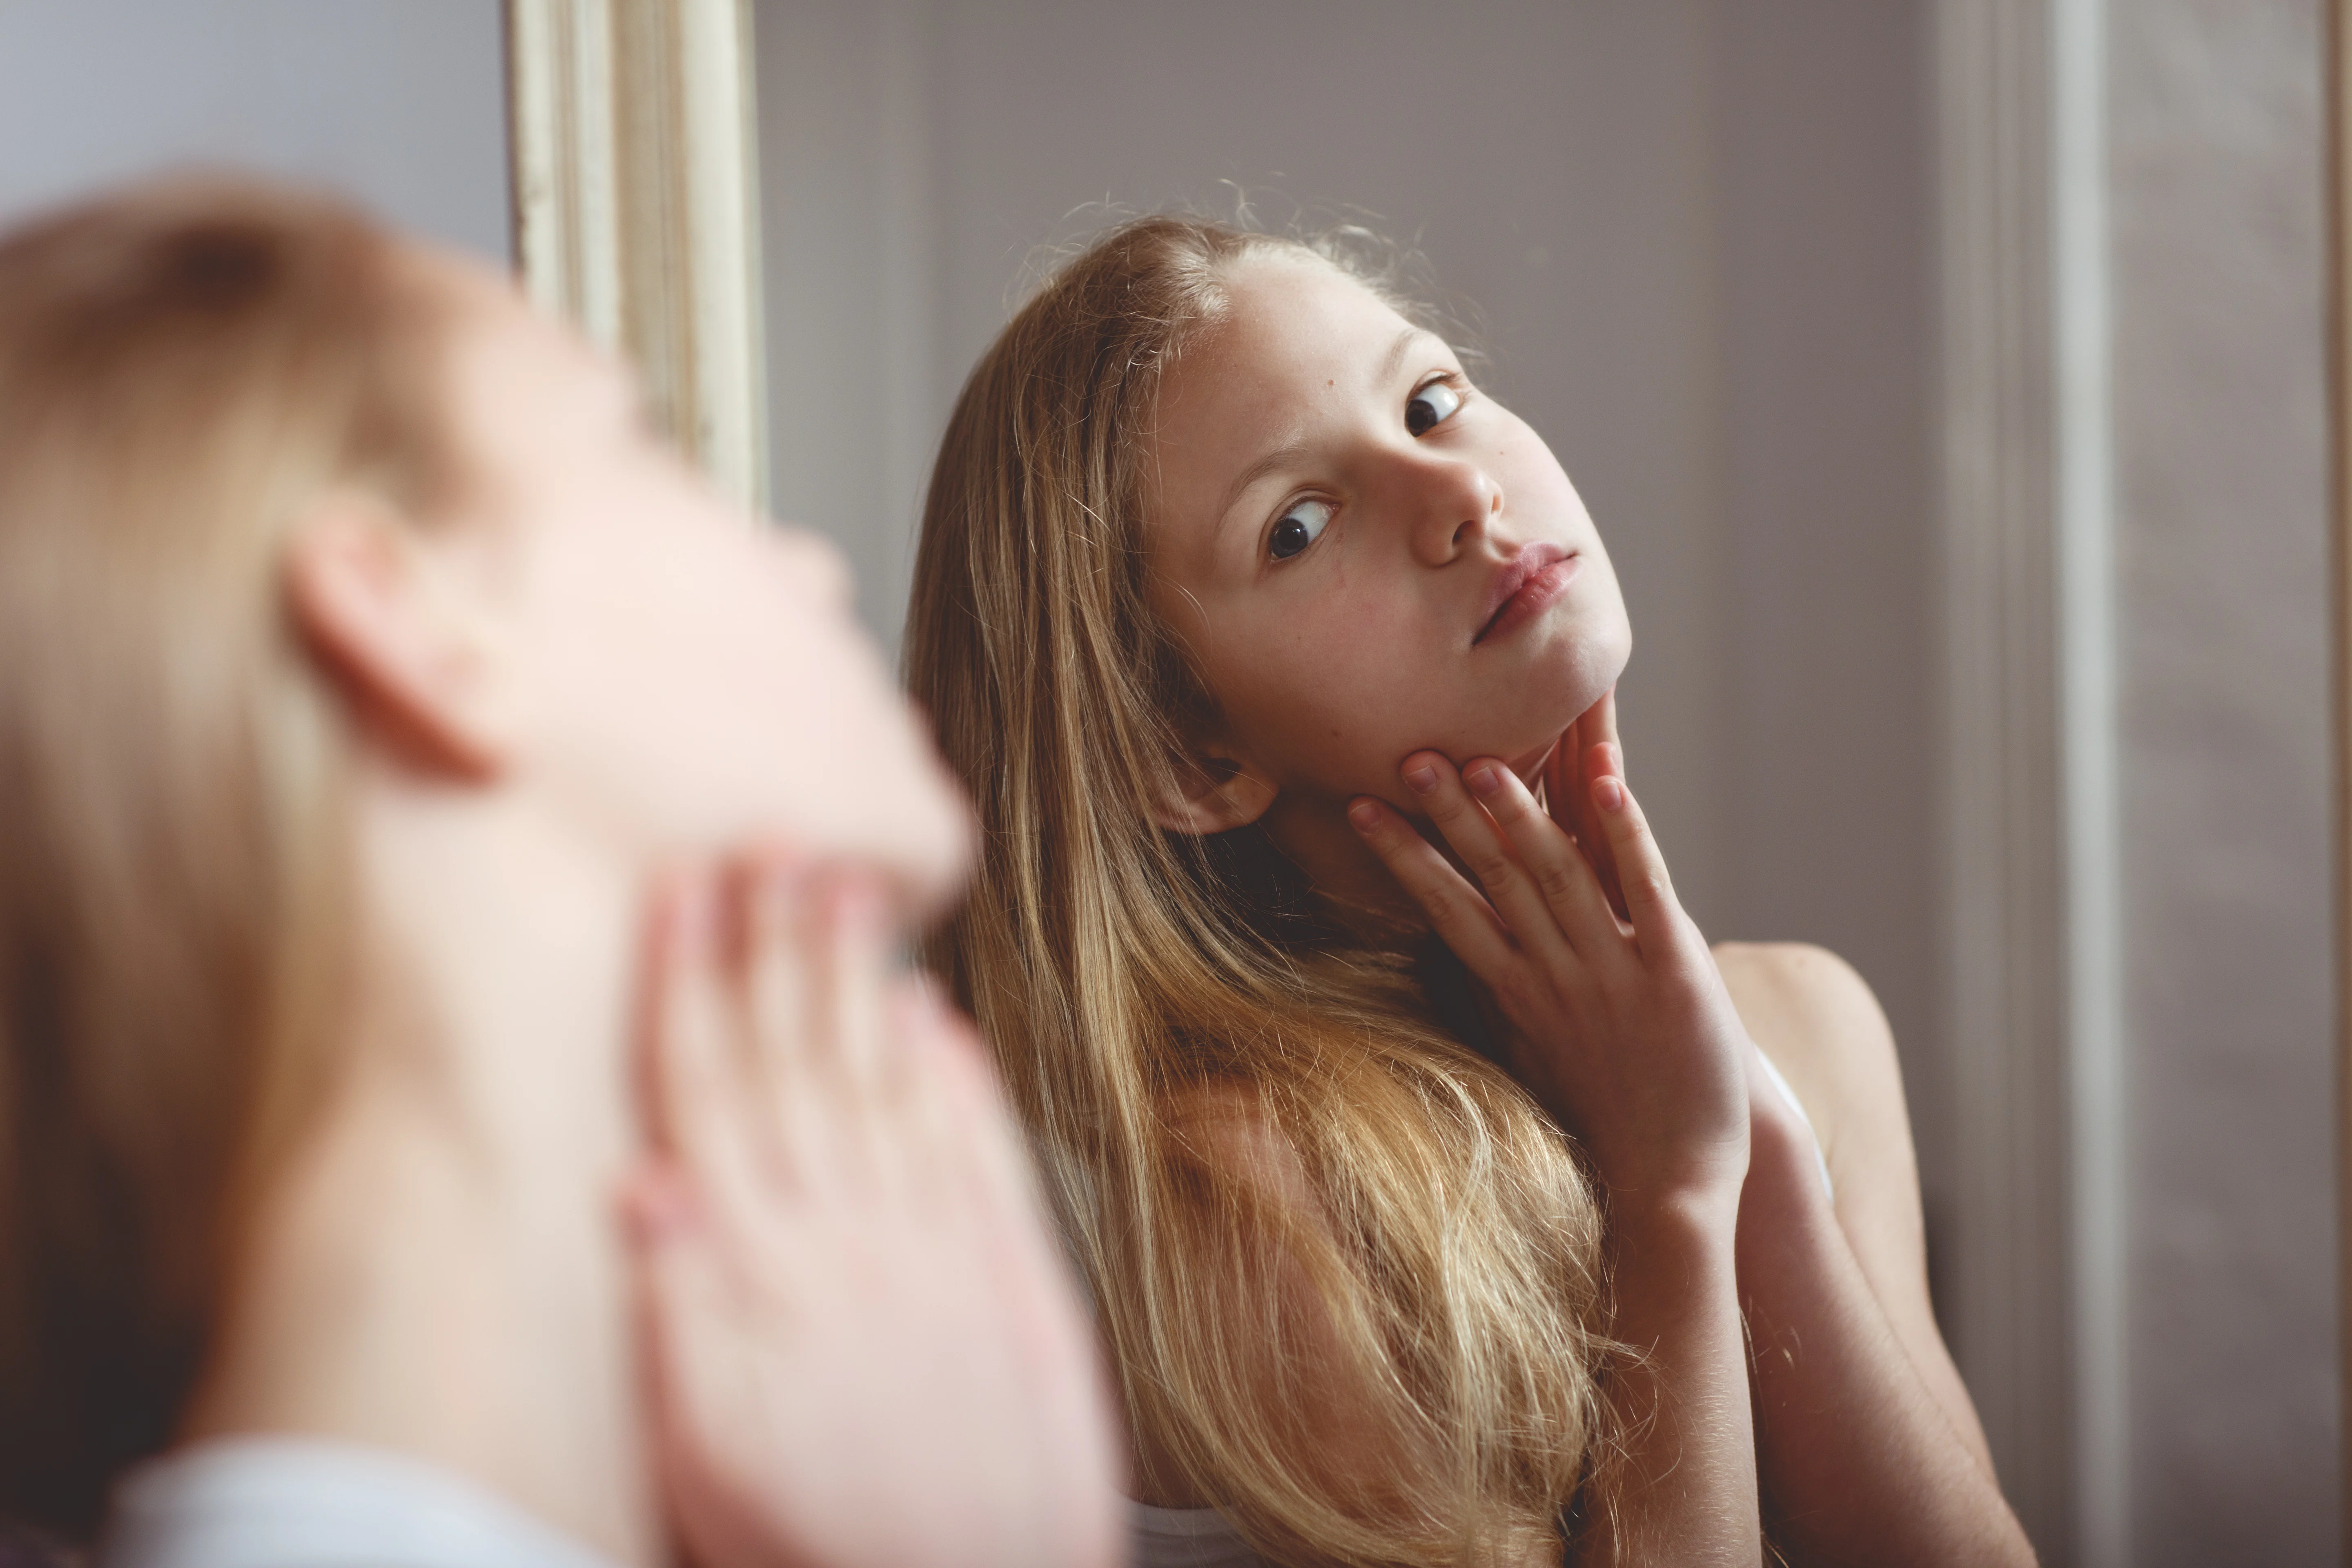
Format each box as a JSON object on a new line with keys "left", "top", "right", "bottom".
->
{"left": 1543, "top": 688, "right": 1627, "bottom": 921}
{"left": 1347, "top": 750, "right": 1748, "bottom": 1211}
{"left": 623, "top": 860, "right": 1125, "bottom": 1568}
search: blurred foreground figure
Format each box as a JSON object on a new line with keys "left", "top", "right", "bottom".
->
{"left": 0, "top": 178, "right": 1123, "bottom": 1568}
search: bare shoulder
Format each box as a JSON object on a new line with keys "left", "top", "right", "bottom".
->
{"left": 1713, "top": 941, "right": 1936, "bottom": 1333}
{"left": 1161, "top": 1081, "right": 1319, "bottom": 1209}
{"left": 1711, "top": 941, "right": 1913, "bottom": 1177}
{"left": 1711, "top": 945, "right": 1994, "bottom": 1467}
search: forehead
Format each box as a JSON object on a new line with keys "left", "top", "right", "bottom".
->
{"left": 1167, "top": 254, "right": 1414, "bottom": 414}
{"left": 1151, "top": 255, "right": 1417, "bottom": 490}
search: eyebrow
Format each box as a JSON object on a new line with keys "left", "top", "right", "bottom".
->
{"left": 1380, "top": 323, "right": 1425, "bottom": 385}
{"left": 1210, "top": 326, "right": 1434, "bottom": 540}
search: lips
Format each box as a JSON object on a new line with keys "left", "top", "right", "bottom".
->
{"left": 1472, "top": 543, "right": 1577, "bottom": 645}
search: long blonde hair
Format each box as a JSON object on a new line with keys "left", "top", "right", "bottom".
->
{"left": 906, "top": 215, "right": 1611, "bottom": 1565}
{"left": 0, "top": 178, "right": 460, "bottom": 1535}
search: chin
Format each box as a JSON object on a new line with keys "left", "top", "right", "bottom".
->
{"left": 1492, "top": 617, "right": 1630, "bottom": 763}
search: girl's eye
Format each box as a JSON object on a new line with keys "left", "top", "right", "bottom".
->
{"left": 1268, "top": 498, "right": 1333, "bottom": 561}
{"left": 1406, "top": 379, "right": 1463, "bottom": 437}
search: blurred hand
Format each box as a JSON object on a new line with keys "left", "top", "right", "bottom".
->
{"left": 623, "top": 860, "right": 1125, "bottom": 1568}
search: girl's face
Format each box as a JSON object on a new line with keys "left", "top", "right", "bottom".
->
{"left": 1146, "top": 254, "right": 1630, "bottom": 822}
{"left": 432, "top": 260, "right": 969, "bottom": 901}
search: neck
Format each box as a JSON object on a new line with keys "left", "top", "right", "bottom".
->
{"left": 1260, "top": 790, "right": 1433, "bottom": 948}
{"left": 1258, "top": 746, "right": 1561, "bottom": 949}
{"left": 185, "top": 775, "right": 656, "bottom": 1566}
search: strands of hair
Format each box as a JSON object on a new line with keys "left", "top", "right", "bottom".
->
{"left": 906, "top": 213, "right": 1621, "bottom": 1567}
{"left": 0, "top": 178, "right": 459, "bottom": 1538}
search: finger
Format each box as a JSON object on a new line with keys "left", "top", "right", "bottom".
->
{"left": 910, "top": 991, "right": 1047, "bottom": 1240}
{"left": 633, "top": 870, "right": 696, "bottom": 1156}
{"left": 1459, "top": 754, "right": 1624, "bottom": 955}
{"left": 1546, "top": 692, "right": 1628, "bottom": 923}
{"left": 621, "top": 1165, "right": 739, "bottom": 1508}
{"left": 1400, "top": 752, "right": 1573, "bottom": 965}
{"left": 1578, "top": 735, "right": 1630, "bottom": 921}
{"left": 911, "top": 993, "right": 1098, "bottom": 1344}
{"left": 1345, "top": 794, "right": 1517, "bottom": 977}
{"left": 739, "top": 856, "right": 829, "bottom": 1184}
{"left": 887, "top": 978, "right": 993, "bottom": 1203}
{"left": 641, "top": 871, "right": 767, "bottom": 1222}
{"left": 813, "top": 871, "right": 896, "bottom": 1102}
{"left": 1586, "top": 771, "right": 1695, "bottom": 961}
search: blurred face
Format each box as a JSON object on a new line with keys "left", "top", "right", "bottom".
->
{"left": 1147, "top": 253, "right": 1630, "bottom": 823}
{"left": 430, "top": 261, "right": 968, "bottom": 902}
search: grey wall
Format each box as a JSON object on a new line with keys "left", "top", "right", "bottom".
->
{"left": 2108, "top": 1, "right": 2336, "bottom": 1560}
{"left": 0, "top": 0, "right": 510, "bottom": 261}
{"left": 755, "top": 4, "right": 1949, "bottom": 1231}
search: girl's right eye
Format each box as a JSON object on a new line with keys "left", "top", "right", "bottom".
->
{"left": 1268, "top": 498, "right": 1333, "bottom": 561}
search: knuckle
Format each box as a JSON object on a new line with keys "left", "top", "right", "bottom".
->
{"left": 1627, "top": 867, "right": 1673, "bottom": 906}
{"left": 1535, "top": 861, "right": 1582, "bottom": 905}
{"left": 1411, "top": 879, "right": 1462, "bottom": 922}
{"left": 1470, "top": 850, "right": 1517, "bottom": 890}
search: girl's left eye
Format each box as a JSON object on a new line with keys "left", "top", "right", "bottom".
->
{"left": 1268, "top": 498, "right": 1333, "bottom": 561}
{"left": 1406, "top": 379, "right": 1463, "bottom": 437}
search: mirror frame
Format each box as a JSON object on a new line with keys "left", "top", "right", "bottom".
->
{"left": 502, "top": 0, "right": 767, "bottom": 510}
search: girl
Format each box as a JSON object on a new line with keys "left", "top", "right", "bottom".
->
{"left": 905, "top": 215, "right": 2034, "bottom": 1565}
{"left": 0, "top": 178, "right": 1120, "bottom": 1568}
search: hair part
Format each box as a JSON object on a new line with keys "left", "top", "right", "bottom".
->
{"left": 907, "top": 214, "right": 1613, "bottom": 1564}
{"left": 0, "top": 176, "right": 463, "bottom": 1535}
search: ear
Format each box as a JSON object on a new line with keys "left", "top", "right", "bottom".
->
{"left": 283, "top": 490, "right": 510, "bottom": 781}
{"left": 1149, "top": 738, "right": 1278, "bottom": 836}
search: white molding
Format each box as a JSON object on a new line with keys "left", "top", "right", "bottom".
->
{"left": 2051, "top": 1, "right": 2127, "bottom": 1564}
{"left": 1935, "top": 0, "right": 2084, "bottom": 1557}
{"left": 505, "top": 0, "right": 767, "bottom": 509}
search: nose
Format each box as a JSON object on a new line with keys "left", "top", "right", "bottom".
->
{"left": 1401, "top": 451, "right": 1503, "bottom": 567}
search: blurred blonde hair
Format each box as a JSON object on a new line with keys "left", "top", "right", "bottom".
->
{"left": 0, "top": 178, "right": 460, "bottom": 1535}
{"left": 906, "top": 214, "right": 1612, "bottom": 1566}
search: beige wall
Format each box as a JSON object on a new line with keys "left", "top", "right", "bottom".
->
{"left": 0, "top": 0, "right": 509, "bottom": 260}
{"left": 2109, "top": 0, "right": 2336, "bottom": 1558}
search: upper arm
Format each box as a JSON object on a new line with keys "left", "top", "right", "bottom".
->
{"left": 1713, "top": 941, "right": 1992, "bottom": 1469}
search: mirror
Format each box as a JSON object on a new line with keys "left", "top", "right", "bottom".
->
{"left": 737, "top": 3, "right": 2339, "bottom": 1564}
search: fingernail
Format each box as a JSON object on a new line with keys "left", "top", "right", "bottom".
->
{"left": 1348, "top": 799, "right": 1383, "bottom": 831}
{"left": 1468, "top": 764, "right": 1502, "bottom": 797}
{"left": 1404, "top": 763, "right": 1439, "bottom": 793}
{"left": 1594, "top": 776, "right": 1626, "bottom": 813}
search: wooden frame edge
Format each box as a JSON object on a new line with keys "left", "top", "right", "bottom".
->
{"left": 503, "top": 0, "right": 768, "bottom": 510}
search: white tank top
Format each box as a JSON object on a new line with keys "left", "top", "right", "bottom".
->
{"left": 1128, "top": 1501, "right": 1267, "bottom": 1568}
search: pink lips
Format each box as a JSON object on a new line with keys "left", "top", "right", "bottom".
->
{"left": 1472, "top": 543, "right": 1579, "bottom": 645}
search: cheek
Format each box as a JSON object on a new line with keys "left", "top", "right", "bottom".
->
{"left": 1200, "top": 590, "right": 1459, "bottom": 793}
{"left": 517, "top": 514, "right": 967, "bottom": 884}
{"left": 1204, "top": 575, "right": 1630, "bottom": 800}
